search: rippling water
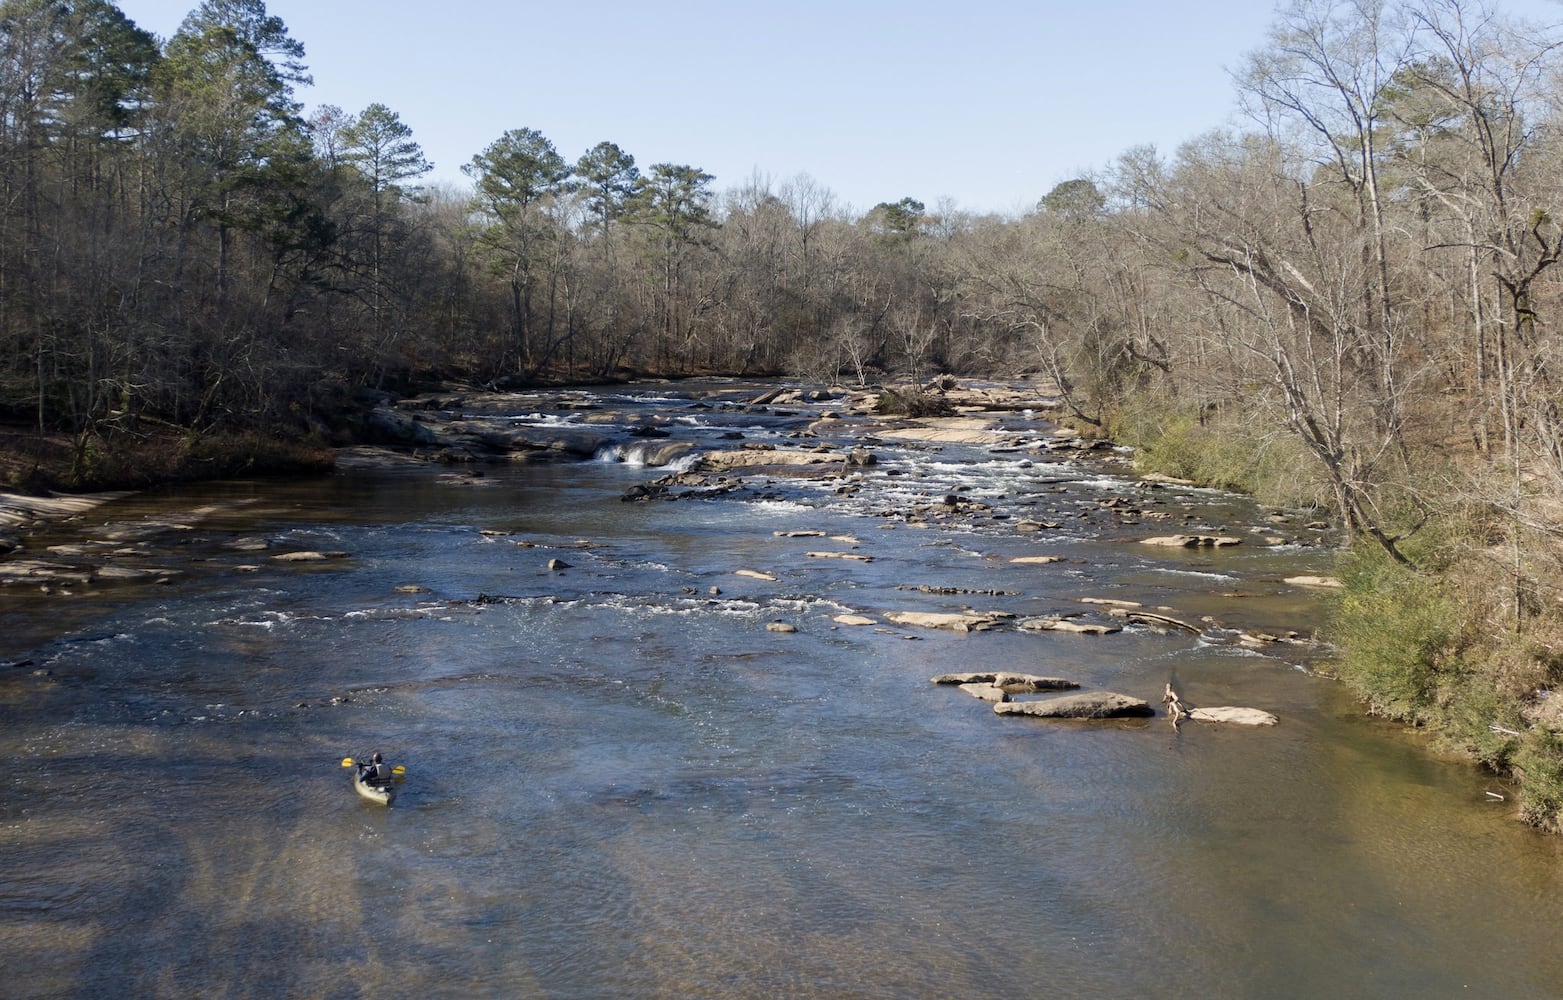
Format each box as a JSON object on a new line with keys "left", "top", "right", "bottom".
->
{"left": 4, "top": 382, "right": 1563, "bottom": 999}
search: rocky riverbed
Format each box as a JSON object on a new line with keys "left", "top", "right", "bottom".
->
{"left": 1, "top": 377, "right": 1335, "bottom": 729}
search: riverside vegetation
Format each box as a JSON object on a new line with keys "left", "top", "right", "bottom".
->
{"left": 4, "top": 0, "right": 1563, "bottom": 829}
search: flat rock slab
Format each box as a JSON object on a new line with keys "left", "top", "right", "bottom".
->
{"left": 271, "top": 551, "right": 350, "bottom": 562}
{"left": 932, "top": 672, "right": 1079, "bottom": 692}
{"left": 1139, "top": 534, "right": 1243, "bottom": 548}
{"left": 1009, "top": 555, "right": 1064, "bottom": 565}
{"left": 875, "top": 418, "right": 1005, "bottom": 445}
{"left": 1285, "top": 575, "right": 1344, "bottom": 588}
{"left": 885, "top": 611, "right": 1003, "bottom": 632}
{"left": 995, "top": 692, "right": 1154, "bottom": 719}
{"left": 1079, "top": 597, "right": 1142, "bottom": 608}
{"left": 0, "top": 490, "right": 128, "bottom": 527}
{"left": 833, "top": 614, "right": 878, "bottom": 626}
{"left": 1188, "top": 706, "right": 1279, "bottom": 726}
{"left": 698, "top": 449, "right": 845, "bottom": 471}
{"left": 959, "top": 683, "right": 1008, "bottom": 703}
{"left": 1018, "top": 617, "right": 1122, "bottom": 635}
{"left": 0, "top": 560, "right": 94, "bottom": 586}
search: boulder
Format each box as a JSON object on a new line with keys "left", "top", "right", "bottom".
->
{"left": 994, "top": 692, "right": 1154, "bottom": 719}
{"left": 766, "top": 621, "right": 798, "bottom": 633}
{"left": 366, "top": 406, "right": 438, "bottom": 445}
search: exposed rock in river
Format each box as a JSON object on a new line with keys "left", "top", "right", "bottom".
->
{"left": 994, "top": 692, "right": 1155, "bottom": 719}
{"left": 1139, "top": 534, "right": 1244, "bottom": 548}
{"left": 959, "top": 683, "right": 1008, "bottom": 703}
{"left": 1188, "top": 706, "right": 1280, "bottom": 726}
{"left": 884, "top": 611, "right": 1008, "bottom": 632}
{"left": 1285, "top": 575, "right": 1344, "bottom": 589}
{"left": 1017, "top": 617, "right": 1122, "bottom": 635}
{"left": 931, "top": 672, "right": 1080, "bottom": 692}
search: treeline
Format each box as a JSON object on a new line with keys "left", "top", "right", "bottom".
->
{"left": 0, "top": 0, "right": 1033, "bottom": 450}
{"left": 7, "top": 1, "right": 1563, "bottom": 820}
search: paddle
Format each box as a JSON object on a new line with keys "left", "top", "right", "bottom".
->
{"left": 341, "top": 757, "right": 406, "bottom": 774}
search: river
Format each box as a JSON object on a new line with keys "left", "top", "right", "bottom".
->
{"left": 3, "top": 380, "right": 1562, "bottom": 999}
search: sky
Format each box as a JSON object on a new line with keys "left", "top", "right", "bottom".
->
{"left": 114, "top": 0, "right": 1563, "bottom": 216}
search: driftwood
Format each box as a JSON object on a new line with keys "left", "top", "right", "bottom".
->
{"left": 1116, "top": 609, "right": 1202, "bottom": 634}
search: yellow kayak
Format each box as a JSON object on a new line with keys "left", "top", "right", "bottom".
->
{"left": 353, "top": 769, "right": 394, "bottom": 805}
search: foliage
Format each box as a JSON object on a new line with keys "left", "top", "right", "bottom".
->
{"left": 1327, "top": 544, "right": 1465, "bottom": 725}
{"left": 872, "top": 387, "right": 954, "bottom": 418}
{"left": 1515, "top": 729, "right": 1563, "bottom": 833}
{"left": 1108, "top": 394, "right": 1322, "bottom": 508}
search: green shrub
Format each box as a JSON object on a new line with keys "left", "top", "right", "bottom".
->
{"left": 1106, "top": 395, "right": 1320, "bottom": 507}
{"left": 1327, "top": 545, "right": 1465, "bottom": 724}
{"left": 1514, "top": 728, "right": 1563, "bottom": 833}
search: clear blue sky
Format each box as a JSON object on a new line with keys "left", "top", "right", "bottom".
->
{"left": 116, "top": 0, "right": 1562, "bottom": 216}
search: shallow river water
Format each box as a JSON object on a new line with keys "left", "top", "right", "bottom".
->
{"left": 4, "top": 381, "right": 1563, "bottom": 999}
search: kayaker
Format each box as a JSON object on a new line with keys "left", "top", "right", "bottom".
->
{"left": 360, "top": 752, "right": 390, "bottom": 785}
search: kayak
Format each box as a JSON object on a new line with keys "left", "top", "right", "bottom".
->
{"left": 353, "top": 769, "right": 394, "bottom": 805}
